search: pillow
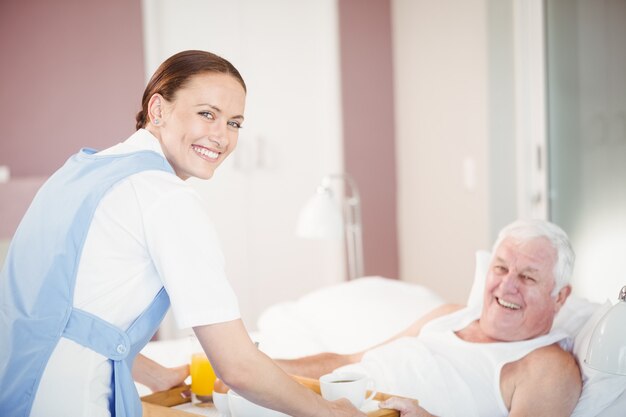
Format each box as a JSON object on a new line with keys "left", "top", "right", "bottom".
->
{"left": 466, "top": 250, "right": 491, "bottom": 308}
{"left": 256, "top": 276, "right": 445, "bottom": 358}
{"left": 597, "top": 390, "right": 626, "bottom": 417}
{"left": 571, "top": 300, "right": 626, "bottom": 417}
{"left": 552, "top": 294, "right": 600, "bottom": 351}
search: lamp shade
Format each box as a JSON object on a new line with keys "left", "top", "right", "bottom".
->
{"left": 295, "top": 187, "right": 343, "bottom": 240}
{"left": 585, "top": 286, "right": 626, "bottom": 375}
{"left": 296, "top": 173, "right": 363, "bottom": 281}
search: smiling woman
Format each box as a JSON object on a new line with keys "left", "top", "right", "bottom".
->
{"left": 0, "top": 50, "right": 365, "bottom": 417}
{"left": 135, "top": 51, "right": 247, "bottom": 180}
{"left": 145, "top": 72, "right": 246, "bottom": 180}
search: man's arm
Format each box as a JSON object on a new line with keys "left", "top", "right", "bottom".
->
{"left": 503, "top": 344, "right": 582, "bottom": 417}
{"left": 275, "top": 352, "right": 361, "bottom": 379}
{"left": 275, "top": 304, "right": 463, "bottom": 379}
{"left": 378, "top": 304, "right": 463, "bottom": 343}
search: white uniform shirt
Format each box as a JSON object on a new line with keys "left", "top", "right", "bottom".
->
{"left": 30, "top": 129, "right": 240, "bottom": 417}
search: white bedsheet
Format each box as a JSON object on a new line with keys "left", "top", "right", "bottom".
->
{"left": 140, "top": 275, "right": 626, "bottom": 417}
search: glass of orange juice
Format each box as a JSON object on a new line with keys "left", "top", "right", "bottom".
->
{"left": 190, "top": 347, "right": 216, "bottom": 406}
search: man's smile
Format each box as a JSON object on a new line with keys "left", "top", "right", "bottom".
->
{"left": 496, "top": 297, "right": 521, "bottom": 310}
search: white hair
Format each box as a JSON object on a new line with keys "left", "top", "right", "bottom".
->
{"left": 491, "top": 219, "right": 575, "bottom": 296}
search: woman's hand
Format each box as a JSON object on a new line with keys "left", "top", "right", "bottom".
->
{"left": 132, "top": 354, "right": 190, "bottom": 393}
{"left": 379, "top": 397, "right": 436, "bottom": 417}
{"left": 322, "top": 398, "right": 367, "bottom": 417}
{"left": 155, "top": 364, "right": 190, "bottom": 391}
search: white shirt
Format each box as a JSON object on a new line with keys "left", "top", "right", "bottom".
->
{"left": 339, "top": 306, "right": 568, "bottom": 417}
{"left": 30, "top": 129, "right": 240, "bottom": 417}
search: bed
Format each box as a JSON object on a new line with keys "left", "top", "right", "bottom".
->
{"left": 139, "top": 252, "right": 626, "bottom": 417}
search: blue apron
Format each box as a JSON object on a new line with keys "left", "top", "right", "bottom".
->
{"left": 0, "top": 148, "right": 175, "bottom": 417}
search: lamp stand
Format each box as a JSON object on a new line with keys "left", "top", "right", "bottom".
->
{"left": 320, "top": 174, "right": 364, "bottom": 280}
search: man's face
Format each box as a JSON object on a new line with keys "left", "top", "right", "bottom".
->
{"left": 479, "top": 236, "right": 570, "bottom": 341}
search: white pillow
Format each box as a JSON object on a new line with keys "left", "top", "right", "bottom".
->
{"left": 466, "top": 250, "right": 491, "bottom": 308}
{"left": 256, "top": 276, "right": 445, "bottom": 358}
{"left": 596, "top": 390, "right": 626, "bottom": 417}
{"left": 570, "top": 300, "right": 626, "bottom": 417}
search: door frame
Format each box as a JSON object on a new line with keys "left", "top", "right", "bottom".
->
{"left": 513, "top": 0, "right": 549, "bottom": 220}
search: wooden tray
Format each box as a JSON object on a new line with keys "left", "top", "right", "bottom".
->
{"left": 141, "top": 375, "right": 404, "bottom": 417}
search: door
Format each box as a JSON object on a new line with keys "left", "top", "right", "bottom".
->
{"left": 142, "top": 0, "right": 345, "bottom": 337}
{"left": 546, "top": 0, "right": 626, "bottom": 302}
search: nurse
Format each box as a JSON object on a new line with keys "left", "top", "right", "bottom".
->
{"left": 0, "top": 50, "right": 364, "bottom": 417}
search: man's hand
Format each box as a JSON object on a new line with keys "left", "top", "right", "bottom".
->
{"left": 379, "top": 397, "right": 437, "bottom": 417}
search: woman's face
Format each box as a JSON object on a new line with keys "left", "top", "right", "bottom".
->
{"left": 149, "top": 72, "right": 246, "bottom": 180}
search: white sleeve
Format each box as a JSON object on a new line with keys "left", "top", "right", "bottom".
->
{"left": 143, "top": 187, "right": 240, "bottom": 329}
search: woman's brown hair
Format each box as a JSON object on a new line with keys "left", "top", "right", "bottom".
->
{"left": 135, "top": 50, "right": 246, "bottom": 130}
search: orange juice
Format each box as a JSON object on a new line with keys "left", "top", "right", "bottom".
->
{"left": 190, "top": 352, "right": 216, "bottom": 399}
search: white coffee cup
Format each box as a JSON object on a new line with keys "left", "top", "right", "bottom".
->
{"left": 319, "top": 372, "right": 377, "bottom": 408}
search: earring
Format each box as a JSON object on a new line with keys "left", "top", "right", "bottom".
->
{"left": 154, "top": 118, "right": 159, "bottom": 125}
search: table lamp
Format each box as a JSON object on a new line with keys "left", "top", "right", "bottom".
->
{"left": 585, "top": 285, "right": 626, "bottom": 375}
{"left": 296, "top": 173, "right": 364, "bottom": 281}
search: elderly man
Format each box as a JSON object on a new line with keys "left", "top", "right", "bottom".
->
{"left": 277, "top": 219, "right": 582, "bottom": 417}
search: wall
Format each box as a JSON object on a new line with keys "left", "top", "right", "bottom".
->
{"left": 338, "top": 0, "right": 399, "bottom": 279}
{"left": 141, "top": 0, "right": 347, "bottom": 335}
{"left": 486, "top": 0, "right": 518, "bottom": 241}
{"left": 547, "top": 0, "right": 626, "bottom": 302}
{"left": 392, "top": 0, "right": 493, "bottom": 303}
{"left": 0, "top": 0, "right": 145, "bottom": 177}
{"left": 0, "top": 0, "right": 512, "bottom": 325}
{"left": 0, "top": 0, "right": 145, "bottom": 242}
{"left": 0, "top": 0, "right": 401, "bottom": 334}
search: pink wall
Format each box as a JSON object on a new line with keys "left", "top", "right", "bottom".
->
{"left": 0, "top": 1, "right": 401, "bottom": 280}
{"left": 338, "top": 0, "right": 399, "bottom": 278}
{"left": 0, "top": 0, "right": 145, "bottom": 177}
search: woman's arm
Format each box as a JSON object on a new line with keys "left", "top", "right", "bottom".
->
{"left": 132, "top": 354, "right": 189, "bottom": 393}
{"left": 194, "top": 319, "right": 366, "bottom": 417}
